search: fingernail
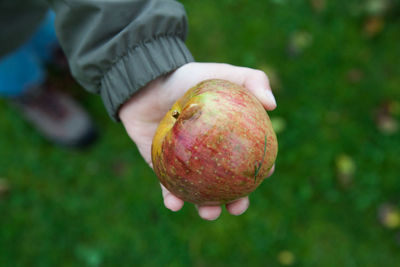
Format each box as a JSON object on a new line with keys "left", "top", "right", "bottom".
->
{"left": 266, "top": 90, "right": 277, "bottom": 108}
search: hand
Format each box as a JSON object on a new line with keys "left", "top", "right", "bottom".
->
{"left": 119, "top": 62, "right": 277, "bottom": 220}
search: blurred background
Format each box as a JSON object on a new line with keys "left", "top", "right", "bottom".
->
{"left": 1, "top": 0, "right": 400, "bottom": 266}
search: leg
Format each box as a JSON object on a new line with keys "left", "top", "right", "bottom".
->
{"left": 28, "top": 11, "right": 59, "bottom": 63}
{"left": 0, "top": 10, "right": 58, "bottom": 97}
{"left": 0, "top": 44, "right": 45, "bottom": 97}
{"left": 1, "top": 11, "right": 97, "bottom": 148}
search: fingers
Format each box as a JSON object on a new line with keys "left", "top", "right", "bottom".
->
{"left": 205, "top": 63, "right": 277, "bottom": 111}
{"left": 266, "top": 164, "right": 275, "bottom": 178}
{"left": 226, "top": 197, "right": 250, "bottom": 215}
{"left": 198, "top": 63, "right": 277, "bottom": 111}
{"left": 241, "top": 69, "right": 277, "bottom": 111}
{"left": 161, "top": 183, "right": 222, "bottom": 220}
{"left": 171, "top": 63, "right": 277, "bottom": 111}
{"left": 224, "top": 165, "right": 274, "bottom": 216}
{"left": 196, "top": 205, "right": 222, "bottom": 221}
{"left": 160, "top": 183, "right": 253, "bottom": 220}
{"left": 160, "top": 184, "right": 184, "bottom": 212}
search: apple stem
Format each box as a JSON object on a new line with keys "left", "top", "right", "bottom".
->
{"left": 172, "top": 110, "right": 180, "bottom": 119}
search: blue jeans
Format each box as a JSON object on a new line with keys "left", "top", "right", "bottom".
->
{"left": 0, "top": 11, "right": 57, "bottom": 97}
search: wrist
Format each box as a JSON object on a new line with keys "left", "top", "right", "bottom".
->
{"left": 119, "top": 72, "right": 173, "bottom": 125}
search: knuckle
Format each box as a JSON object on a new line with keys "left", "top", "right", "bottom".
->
{"left": 255, "top": 69, "right": 270, "bottom": 83}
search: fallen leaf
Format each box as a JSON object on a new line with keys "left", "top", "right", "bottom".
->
{"left": 270, "top": 116, "right": 287, "bottom": 135}
{"left": 0, "top": 178, "right": 10, "bottom": 198}
{"left": 335, "top": 154, "right": 356, "bottom": 188}
{"left": 112, "top": 160, "right": 128, "bottom": 177}
{"left": 364, "top": 16, "right": 385, "bottom": 38}
{"left": 377, "top": 116, "right": 399, "bottom": 135}
{"left": 287, "top": 31, "right": 313, "bottom": 57}
{"left": 375, "top": 101, "right": 399, "bottom": 135}
{"left": 378, "top": 203, "right": 400, "bottom": 229}
{"left": 277, "top": 250, "right": 295, "bottom": 266}
{"left": 346, "top": 69, "right": 364, "bottom": 84}
{"left": 310, "top": 0, "right": 326, "bottom": 13}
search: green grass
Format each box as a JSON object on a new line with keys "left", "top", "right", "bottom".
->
{"left": 1, "top": 0, "right": 400, "bottom": 266}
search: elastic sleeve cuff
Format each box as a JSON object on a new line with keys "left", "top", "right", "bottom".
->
{"left": 100, "top": 35, "right": 194, "bottom": 121}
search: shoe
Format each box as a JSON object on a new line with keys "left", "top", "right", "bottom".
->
{"left": 12, "top": 82, "right": 97, "bottom": 148}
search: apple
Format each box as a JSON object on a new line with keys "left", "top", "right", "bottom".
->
{"left": 151, "top": 79, "right": 278, "bottom": 205}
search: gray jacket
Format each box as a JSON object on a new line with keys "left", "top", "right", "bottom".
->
{"left": 0, "top": 0, "right": 194, "bottom": 120}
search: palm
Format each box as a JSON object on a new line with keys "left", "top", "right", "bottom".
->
{"left": 120, "top": 63, "right": 276, "bottom": 220}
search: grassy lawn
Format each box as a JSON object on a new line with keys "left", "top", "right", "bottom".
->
{"left": 1, "top": 0, "right": 399, "bottom": 266}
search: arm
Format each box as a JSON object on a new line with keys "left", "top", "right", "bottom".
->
{"left": 49, "top": 0, "right": 276, "bottom": 220}
{"left": 49, "top": 0, "right": 194, "bottom": 120}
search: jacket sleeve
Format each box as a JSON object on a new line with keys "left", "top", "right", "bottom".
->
{"left": 48, "top": 0, "right": 194, "bottom": 121}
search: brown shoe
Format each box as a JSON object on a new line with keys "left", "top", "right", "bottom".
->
{"left": 12, "top": 83, "right": 97, "bottom": 148}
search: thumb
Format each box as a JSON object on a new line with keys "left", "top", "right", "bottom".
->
{"left": 242, "top": 68, "right": 277, "bottom": 111}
